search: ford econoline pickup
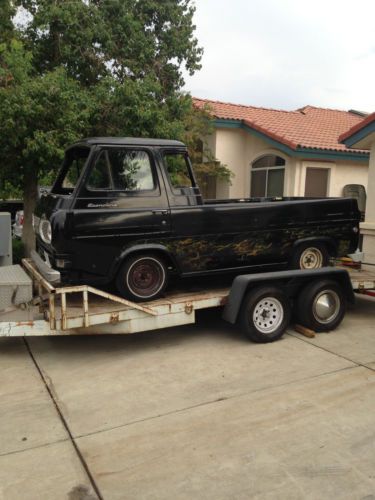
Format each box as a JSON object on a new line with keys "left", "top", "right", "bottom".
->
{"left": 32, "top": 137, "right": 360, "bottom": 301}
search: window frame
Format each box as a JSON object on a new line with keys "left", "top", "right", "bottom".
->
{"left": 250, "top": 155, "right": 286, "bottom": 197}
{"left": 162, "top": 150, "right": 196, "bottom": 195}
{"left": 52, "top": 145, "right": 92, "bottom": 196}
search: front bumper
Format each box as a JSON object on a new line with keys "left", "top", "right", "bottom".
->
{"left": 31, "top": 249, "right": 61, "bottom": 284}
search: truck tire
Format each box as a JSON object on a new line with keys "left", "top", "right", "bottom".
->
{"left": 239, "top": 286, "right": 291, "bottom": 343}
{"left": 296, "top": 279, "right": 346, "bottom": 332}
{"left": 291, "top": 243, "right": 329, "bottom": 270}
{"left": 116, "top": 253, "right": 168, "bottom": 302}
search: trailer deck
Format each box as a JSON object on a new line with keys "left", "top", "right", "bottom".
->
{"left": 0, "top": 259, "right": 228, "bottom": 337}
{"left": 0, "top": 259, "right": 374, "bottom": 338}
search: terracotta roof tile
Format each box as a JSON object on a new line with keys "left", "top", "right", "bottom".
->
{"left": 193, "top": 98, "right": 368, "bottom": 154}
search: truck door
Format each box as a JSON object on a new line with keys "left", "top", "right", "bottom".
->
{"left": 70, "top": 146, "right": 170, "bottom": 277}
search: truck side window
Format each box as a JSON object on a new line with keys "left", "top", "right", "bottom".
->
{"left": 87, "top": 149, "right": 155, "bottom": 192}
{"left": 163, "top": 153, "right": 194, "bottom": 192}
{"left": 111, "top": 150, "right": 155, "bottom": 191}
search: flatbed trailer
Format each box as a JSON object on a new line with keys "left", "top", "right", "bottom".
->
{"left": 0, "top": 259, "right": 374, "bottom": 341}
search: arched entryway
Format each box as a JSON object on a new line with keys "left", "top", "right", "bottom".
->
{"left": 250, "top": 155, "right": 285, "bottom": 197}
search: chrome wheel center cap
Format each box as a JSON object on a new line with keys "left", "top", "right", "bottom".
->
{"left": 313, "top": 290, "right": 340, "bottom": 324}
{"left": 260, "top": 308, "right": 270, "bottom": 319}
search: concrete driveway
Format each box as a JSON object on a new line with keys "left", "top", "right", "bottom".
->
{"left": 1, "top": 295, "right": 375, "bottom": 499}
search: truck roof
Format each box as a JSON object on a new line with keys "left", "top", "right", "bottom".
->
{"left": 72, "top": 137, "right": 186, "bottom": 148}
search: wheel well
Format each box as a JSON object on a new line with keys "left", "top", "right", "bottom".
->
{"left": 293, "top": 239, "right": 337, "bottom": 257}
{"left": 121, "top": 248, "right": 177, "bottom": 272}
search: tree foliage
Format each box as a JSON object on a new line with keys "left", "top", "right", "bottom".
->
{"left": 0, "top": 0, "right": 16, "bottom": 43}
{"left": 183, "top": 103, "right": 233, "bottom": 191}
{"left": 0, "top": 0, "right": 229, "bottom": 254}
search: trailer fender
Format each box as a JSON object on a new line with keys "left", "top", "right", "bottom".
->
{"left": 222, "top": 267, "right": 354, "bottom": 324}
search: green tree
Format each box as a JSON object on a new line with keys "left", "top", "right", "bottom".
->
{"left": 0, "top": 1, "right": 203, "bottom": 254}
{"left": 0, "top": 40, "right": 93, "bottom": 254}
{"left": 0, "top": 1, "right": 229, "bottom": 255}
{"left": 183, "top": 104, "right": 232, "bottom": 196}
{"left": 0, "top": 0, "right": 16, "bottom": 43}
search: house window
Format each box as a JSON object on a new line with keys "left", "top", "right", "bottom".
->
{"left": 250, "top": 155, "right": 285, "bottom": 197}
{"left": 304, "top": 167, "right": 329, "bottom": 197}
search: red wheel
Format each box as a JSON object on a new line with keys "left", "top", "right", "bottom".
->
{"left": 116, "top": 254, "right": 168, "bottom": 302}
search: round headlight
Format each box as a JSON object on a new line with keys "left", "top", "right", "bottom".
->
{"left": 39, "top": 218, "right": 52, "bottom": 244}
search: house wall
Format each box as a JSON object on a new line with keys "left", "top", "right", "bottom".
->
{"left": 294, "top": 159, "right": 368, "bottom": 197}
{"left": 214, "top": 128, "right": 296, "bottom": 198}
{"left": 210, "top": 127, "right": 368, "bottom": 199}
{"left": 214, "top": 128, "right": 247, "bottom": 198}
{"left": 361, "top": 141, "right": 375, "bottom": 266}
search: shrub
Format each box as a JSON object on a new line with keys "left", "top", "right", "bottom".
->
{"left": 12, "top": 238, "right": 25, "bottom": 264}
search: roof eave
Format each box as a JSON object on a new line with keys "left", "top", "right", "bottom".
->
{"left": 340, "top": 120, "right": 375, "bottom": 150}
{"left": 213, "top": 118, "right": 369, "bottom": 162}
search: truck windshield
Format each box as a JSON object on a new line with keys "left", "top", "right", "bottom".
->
{"left": 52, "top": 146, "right": 90, "bottom": 195}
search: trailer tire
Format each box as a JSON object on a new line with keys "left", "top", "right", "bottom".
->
{"left": 291, "top": 243, "right": 329, "bottom": 270}
{"left": 296, "top": 279, "right": 346, "bottom": 332}
{"left": 239, "top": 286, "right": 291, "bottom": 343}
{"left": 116, "top": 253, "right": 168, "bottom": 302}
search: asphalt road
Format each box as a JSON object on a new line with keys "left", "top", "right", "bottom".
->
{"left": 1, "top": 295, "right": 375, "bottom": 499}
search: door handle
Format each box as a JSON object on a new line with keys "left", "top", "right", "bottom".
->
{"left": 152, "top": 210, "right": 168, "bottom": 215}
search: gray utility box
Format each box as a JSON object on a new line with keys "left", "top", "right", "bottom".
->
{"left": 0, "top": 212, "right": 12, "bottom": 266}
{"left": 0, "top": 265, "right": 33, "bottom": 321}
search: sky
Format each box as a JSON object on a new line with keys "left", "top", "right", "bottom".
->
{"left": 183, "top": 0, "right": 375, "bottom": 112}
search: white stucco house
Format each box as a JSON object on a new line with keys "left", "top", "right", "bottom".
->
{"left": 193, "top": 98, "right": 369, "bottom": 201}
{"left": 340, "top": 112, "right": 375, "bottom": 266}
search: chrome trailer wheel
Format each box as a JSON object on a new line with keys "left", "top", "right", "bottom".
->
{"left": 239, "top": 286, "right": 291, "bottom": 343}
{"left": 296, "top": 280, "right": 346, "bottom": 332}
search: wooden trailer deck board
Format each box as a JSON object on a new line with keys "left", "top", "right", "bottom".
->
{"left": 46, "top": 288, "right": 229, "bottom": 330}
{"left": 342, "top": 267, "right": 375, "bottom": 290}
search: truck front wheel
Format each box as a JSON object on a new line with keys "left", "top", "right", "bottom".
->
{"left": 116, "top": 253, "right": 168, "bottom": 302}
{"left": 239, "top": 286, "right": 291, "bottom": 343}
{"left": 296, "top": 279, "right": 346, "bottom": 332}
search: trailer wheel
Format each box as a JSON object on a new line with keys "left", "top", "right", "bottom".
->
{"left": 291, "top": 243, "right": 329, "bottom": 270}
{"left": 116, "top": 253, "right": 168, "bottom": 302}
{"left": 296, "top": 279, "right": 346, "bottom": 332}
{"left": 239, "top": 286, "right": 291, "bottom": 343}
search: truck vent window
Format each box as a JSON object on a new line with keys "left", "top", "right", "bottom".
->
{"left": 53, "top": 146, "right": 90, "bottom": 195}
{"left": 87, "top": 151, "right": 111, "bottom": 190}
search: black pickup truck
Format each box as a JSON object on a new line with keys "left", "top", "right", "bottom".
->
{"left": 32, "top": 137, "right": 360, "bottom": 301}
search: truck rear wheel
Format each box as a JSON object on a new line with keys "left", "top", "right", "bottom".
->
{"left": 116, "top": 253, "right": 168, "bottom": 302}
{"left": 239, "top": 286, "right": 291, "bottom": 343}
{"left": 296, "top": 279, "right": 346, "bottom": 332}
{"left": 291, "top": 243, "right": 329, "bottom": 270}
